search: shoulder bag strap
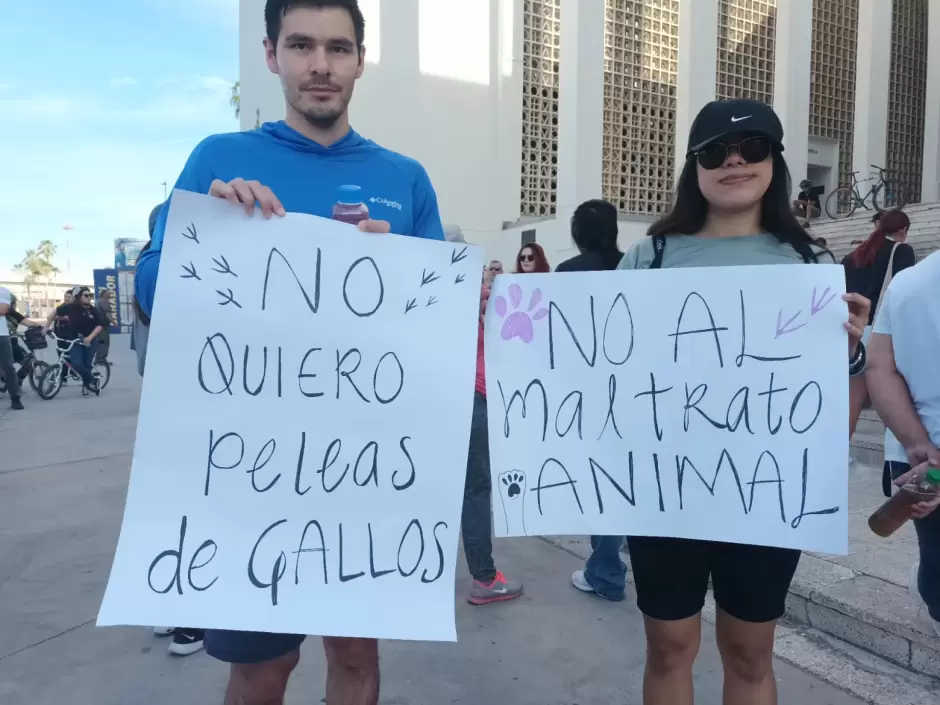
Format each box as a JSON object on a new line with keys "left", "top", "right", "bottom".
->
{"left": 872, "top": 242, "right": 899, "bottom": 325}
{"left": 650, "top": 235, "right": 666, "bottom": 269}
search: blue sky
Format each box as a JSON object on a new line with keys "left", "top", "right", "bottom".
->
{"left": 0, "top": 0, "right": 240, "bottom": 281}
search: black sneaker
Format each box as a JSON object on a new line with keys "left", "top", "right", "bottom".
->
{"left": 168, "top": 628, "right": 205, "bottom": 656}
{"left": 11, "top": 397, "right": 24, "bottom": 411}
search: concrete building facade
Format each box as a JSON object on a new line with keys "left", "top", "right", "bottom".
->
{"left": 238, "top": 0, "right": 939, "bottom": 266}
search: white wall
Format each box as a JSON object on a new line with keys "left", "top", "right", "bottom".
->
{"left": 238, "top": 0, "right": 522, "bottom": 256}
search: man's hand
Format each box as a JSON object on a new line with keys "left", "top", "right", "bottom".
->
{"left": 843, "top": 293, "right": 870, "bottom": 358}
{"left": 209, "top": 178, "right": 286, "bottom": 218}
{"left": 83, "top": 336, "right": 94, "bottom": 346}
{"left": 357, "top": 220, "right": 391, "bottom": 234}
{"left": 894, "top": 461, "right": 940, "bottom": 519}
{"left": 905, "top": 440, "right": 940, "bottom": 469}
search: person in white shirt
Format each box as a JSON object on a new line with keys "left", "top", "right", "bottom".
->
{"left": 867, "top": 250, "right": 940, "bottom": 636}
{"left": 0, "top": 286, "right": 24, "bottom": 410}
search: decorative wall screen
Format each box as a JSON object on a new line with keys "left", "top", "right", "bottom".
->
{"left": 886, "top": 0, "right": 927, "bottom": 204}
{"left": 602, "top": 0, "right": 680, "bottom": 215}
{"left": 809, "top": 1, "right": 857, "bottom": 192}
{"left": 521, "top": 0, "right": 561, "bottom": 217}
{"left": 716, "top": 0, "right": 776, "bottom": 103}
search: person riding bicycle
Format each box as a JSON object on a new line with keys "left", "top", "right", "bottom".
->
{"left": 50, "top": 286, "right": 107, "bottom": 395}
{"left": 5, "top": 294, "right": 46, "bottom": 380}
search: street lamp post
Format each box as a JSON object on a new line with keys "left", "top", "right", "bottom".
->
{"left": 62, "top": 223, "right": 74, "bottom": 280}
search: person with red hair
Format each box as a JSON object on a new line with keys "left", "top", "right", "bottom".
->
{"left": 513, "top": 242, "right": 551, "bottom": 273}
{"left": 843, "top": 209, "right": 916, "bottom": 437}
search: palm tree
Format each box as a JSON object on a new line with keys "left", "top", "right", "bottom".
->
{"left": 36, "top": 240, "right": 60, "bottom": 309}
{"left": 14, "top": 242, "right": 60, "bottom": 312}
{"left": 231, "top": 80, "right": 240, "bottom": 118}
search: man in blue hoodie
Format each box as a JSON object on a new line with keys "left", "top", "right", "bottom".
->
{"left": 135, "top": 2, "right": 444, "bottom": 703}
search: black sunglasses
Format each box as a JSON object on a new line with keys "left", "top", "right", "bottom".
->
{"left": 520, "top": 254, "right": 535, "bottom": 262}
{"left": 695, "top": 135, "right": 772, "bottom": 170}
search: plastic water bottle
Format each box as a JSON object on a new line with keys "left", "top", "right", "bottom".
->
{"left": 332, "top": 185, "right": 370, "bottom": 225}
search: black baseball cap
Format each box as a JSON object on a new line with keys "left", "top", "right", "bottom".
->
{"left": 686, "top": 98, "right": 784, "bottom": 156}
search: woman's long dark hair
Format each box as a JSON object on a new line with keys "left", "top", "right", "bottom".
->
{"left": 849, "top": 209, "right": 910, "bottom": 268}
{"left": 648, "top": 152, "right": 820, "bottom": 255}
{"left": 514, "top": 242, "right": 551, "bottom": 273}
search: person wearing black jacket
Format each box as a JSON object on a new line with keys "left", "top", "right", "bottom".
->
{"left": 556, "top": 199, "right": 629, "bottom": 600}
{"left": 556, "top": 199, "right": 624, "bottom": 273}
{"left": 53, "top": 286, "right": 106, "bottom": 395}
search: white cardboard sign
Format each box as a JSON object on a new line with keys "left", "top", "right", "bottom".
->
{"left": 485, "top": 265, "right": 849, "bottom": 555}
{"left": 98, "top": 190, "right": 484, "bottom": 641}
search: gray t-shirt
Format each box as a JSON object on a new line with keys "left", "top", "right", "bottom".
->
{"left": 617, "top": 233, "right": 834, "bottom": 270}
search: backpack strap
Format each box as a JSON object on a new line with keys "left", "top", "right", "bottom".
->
{"left": 650, "top": 235, "right": 666, "bottom": 269}
{"left": 790, "top": 238, "right": 819, "bottom": 264}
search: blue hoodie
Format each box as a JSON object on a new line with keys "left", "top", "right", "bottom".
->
{"left": 135, "top": 122, "right": 445, "bottom": 318}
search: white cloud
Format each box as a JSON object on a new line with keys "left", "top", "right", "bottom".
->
{"left": 110, "top": 76, "right": 138, "bottom": 88}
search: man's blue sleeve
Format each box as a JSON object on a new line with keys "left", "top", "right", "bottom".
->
{"left": 135, "top": 140, "right": 216, "bottom": 319}
{"left": 412, "top": 165, "right": 445, "bottom": 241}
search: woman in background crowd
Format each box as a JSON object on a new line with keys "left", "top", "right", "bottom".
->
{"left": 513, "top": 243, "right": 551, "bottom": 274}
{"left": 557, "top": 198, "right": 630, "bottom": 602}
{"left": 843, "top": 210, "right": 916, "bottom": 438}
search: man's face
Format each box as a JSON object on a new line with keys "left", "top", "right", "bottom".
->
{"left": 488, "top": 261, "right": 503, "bottom": 277}
{"left": 265, "top": 6, "right": 365, "bottom": 129}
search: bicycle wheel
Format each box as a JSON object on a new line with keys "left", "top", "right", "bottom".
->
{"left": 825, "top": 188, "right": 858, "bottom": 219}
{"left": 37, "top": 363, "right": 65, "bottom": 400}
{"left": 28, "top": 360, "right": 49, "bottom": 394}
{"left": 94, "top": 361, "right": 111, "bottom": 391}
{"left": 873, "top": 179, "right": 908, "bottom": 212}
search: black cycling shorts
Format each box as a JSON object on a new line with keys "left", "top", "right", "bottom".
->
{"left": 627, "top": 536, "right": 801, "bottom": 624}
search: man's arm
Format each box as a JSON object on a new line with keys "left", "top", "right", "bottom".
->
{"left": 135, "top": 138, "right": 217, "bottom": 319}
{"left": 411, "top": 165, "right": 445, "bottom": 241}
{"left": 866, "top": 333, "right": 928, "bottom": 445}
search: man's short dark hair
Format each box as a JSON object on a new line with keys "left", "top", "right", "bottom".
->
{"left": 265, "top": 0, "right": 365, "bottom": 50}
{"left": 570, "top": 199, "right": 619, "bottom": 253}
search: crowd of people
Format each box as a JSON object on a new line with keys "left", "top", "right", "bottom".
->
{"left": 9, "top": 1, "right": 929, "bottom": 703}
{"left": 0, "top": 284, "right": 116, "bottom": 409}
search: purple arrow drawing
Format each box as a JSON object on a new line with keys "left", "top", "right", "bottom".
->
{"left": 775, "top": 309, "right": 807, "bottom": 338}
{"left": 810, "top": 286, "right": 837, "bottom": 315}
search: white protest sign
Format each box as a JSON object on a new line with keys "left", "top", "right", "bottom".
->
{"left": 98, "top": 190, "right": 484, "bottom": 642}
{"left": 485, "top": 265, "right": 849, "bottom": 555}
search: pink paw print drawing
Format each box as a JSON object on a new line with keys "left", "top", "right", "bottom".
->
{"left": 494, "top": 283, "right": 548, "bottom": 343}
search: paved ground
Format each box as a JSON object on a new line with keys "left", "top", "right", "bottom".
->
{"left": 0, "top": 339, "right": 877, "bottom": 704}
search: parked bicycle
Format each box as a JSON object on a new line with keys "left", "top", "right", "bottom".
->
{"left": 0, "top": 327, "right": 50, "bottom": 395}
{"left": 36, "top": 334, "right": 111, "bottom": 400}
{"left": 824, "top": 165, "right": 908, "bottom": 219}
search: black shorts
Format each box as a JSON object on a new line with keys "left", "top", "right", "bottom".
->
{"left": 626, "top": 536, "right": 801, "bottom": 623}
{"left": 205, "top": 630, "right": 306, "bottom": 664}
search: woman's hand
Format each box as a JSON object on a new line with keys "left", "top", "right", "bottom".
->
{"left": 842, "top": 293, "right": 870, "bottom": 358}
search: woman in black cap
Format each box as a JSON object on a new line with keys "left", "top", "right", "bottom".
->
{"left": 616, "top": 98, "right": 871, "bottom": 705}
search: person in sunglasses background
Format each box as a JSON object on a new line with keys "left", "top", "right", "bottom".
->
{"left": 513, "top": 242, "right": 551, "bottom": 274}
{"left": 616, "top": 98, "right": 870, "bottom": 705}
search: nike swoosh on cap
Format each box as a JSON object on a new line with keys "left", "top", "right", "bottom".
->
{"left": 730, "top": 115, "right": 752, "bottom": 123}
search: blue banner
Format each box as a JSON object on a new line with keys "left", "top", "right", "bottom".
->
{"left": 114, "top": 238, "right": 148, "bottom": 269}
{"left": 93, "top": 269, "right": 122, "bottom": 334}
